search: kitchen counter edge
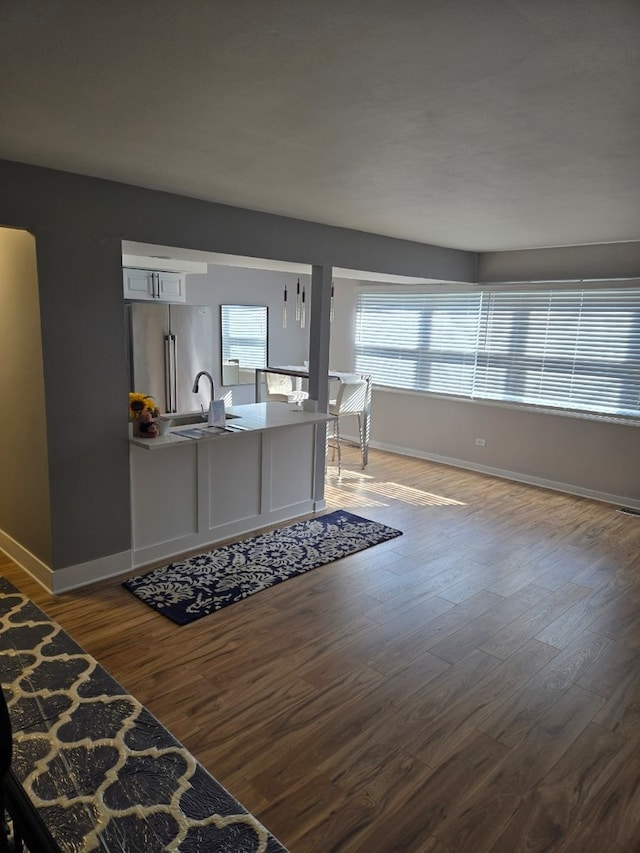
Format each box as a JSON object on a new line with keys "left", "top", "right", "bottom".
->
{"left": 130, "top": 402, "right": 333, "bottom": 450}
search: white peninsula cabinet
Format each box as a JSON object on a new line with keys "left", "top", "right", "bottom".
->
{"left": 129, "top": 403, "right": 331, "bottom": 568}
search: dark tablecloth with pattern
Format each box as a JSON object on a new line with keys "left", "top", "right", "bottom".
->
{"left": 0, "top": 577, "right": 287, "bottom": 852}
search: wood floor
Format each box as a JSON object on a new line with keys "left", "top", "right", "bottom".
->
{"left": 3, "top": 447, "right": 640, "bottom": 851}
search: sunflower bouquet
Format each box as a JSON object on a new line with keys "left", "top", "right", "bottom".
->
{"left": 128, "top": 392, "right": 159, "bottom": 420}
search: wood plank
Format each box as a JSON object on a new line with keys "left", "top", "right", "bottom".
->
{"left": 428, "top": 583, "right": 550, "bottom": 664}
{"left": 363, "top": 590, "right": 501, "bottom": 676}
{"left": 327, "top": 730, "right": 508, "bottom": 852}
{"left": 479, "top": 582, "right": 592, "bottom": 660}
{"left": 576, "top": 637, "right": 640, "bottom": 699}
{"left": 405, "top": 638, "right": 559, "bottom": 769}
{"left": 243, "top": 651, "right": 452, "bottom": 800}
{"left": 309, "top": 650, "right": 500, "bottom": 793}
{"left": 534, "top": 579, "right": 628, "bottom": 648}
{"left": 434, "top": 685, "right": 605, "bottom": 851}
{"left": 577, "top": 738, "right": 640, "bottom": 848}
{"left": 552, "top": 822, "right": 625, "bottom": 853}
{"left": 593, "top": 677, "right": 640, "bottom": 740}
{"left": 487, "top": 722, "right": 627, "bottom": 852}
{"left": 478, "top": 629, "right": 612, "bottom": 748}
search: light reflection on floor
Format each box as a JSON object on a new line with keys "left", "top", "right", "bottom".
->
{"left": 325, "top": 465, "right": 466, "bottom": 508}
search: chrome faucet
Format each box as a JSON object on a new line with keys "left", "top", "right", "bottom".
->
{"left": 192, "top": 370, "right": 215, "bottom": 418}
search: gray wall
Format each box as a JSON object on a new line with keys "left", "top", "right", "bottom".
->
{"left": 186, "top": 266, "right": 310, "bottom": 405}
{"left": 329, "top": 277, "right": 640, "bottom": 505}
{"left": 480, "top": 241, "right": 640, "bottom": 282}
{"left": 0, "top": 228, "right": 51, "bottom": 563}
{"left": 0, "top": 158, "right": 475, "bottom": 573}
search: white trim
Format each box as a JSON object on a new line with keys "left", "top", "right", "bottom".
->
{"left": 0, "top": 529, "right": 53, "bottom": 592}
{"left": 0, "top": 529, "right": 133, "bottom": 593}
{"left": 49, "top": 552, "right": 133, "bottom": 593}
{"left": 122, "top": 254, "right": 207, "bottom": 274}
{"left": 369, "top": 439, "right": 640, "bottom": 511}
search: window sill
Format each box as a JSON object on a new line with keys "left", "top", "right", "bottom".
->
{"left": 373, "top": 385, "right": 640, "bottom": 428}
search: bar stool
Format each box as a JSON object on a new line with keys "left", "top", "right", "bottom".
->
{"left": 328, "top": 378, "right": 368, "bottom": 474}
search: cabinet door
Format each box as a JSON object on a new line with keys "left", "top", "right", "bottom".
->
{"left": 123, "top": 268, "right": 154, "bottom": 300}
{"left": 156, "top": 271, "right": 186, "bottom": 302}
{"left": 123, "top": 269, "right": 187, "bottom": 302}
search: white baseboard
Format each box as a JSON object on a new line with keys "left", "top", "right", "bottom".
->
{"left": 368, "top": 439, "right": 640, "bottom": 511}
{"left": 0, "top": 529, "right": 54, "bottom": 592}
{"left": 0, "top": 528, "right": 133, "bottom": 594}
{"left": 49, "top": 551, "right": 133, "bottom": 593}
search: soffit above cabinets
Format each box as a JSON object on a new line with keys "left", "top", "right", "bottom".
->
{"left": 122, "top": 242, "right": 446, "bottom": 285}
{"left": 121, "top": 254, "right": 208, "bottom": 275}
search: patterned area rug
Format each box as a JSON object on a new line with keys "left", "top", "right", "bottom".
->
{"left": 123, "top": 510, "right": 402, "bottom": 625}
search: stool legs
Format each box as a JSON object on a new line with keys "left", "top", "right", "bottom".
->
{"left": 329, "top": 414, "right": 366, "bottom": 476}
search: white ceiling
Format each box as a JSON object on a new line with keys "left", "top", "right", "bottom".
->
{"left": 2, "top": 1, "right": 639, "bottom": 252}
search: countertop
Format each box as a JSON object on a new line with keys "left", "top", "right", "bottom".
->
{"left": 130, "top": 402, "right": 333, "bottom": 451}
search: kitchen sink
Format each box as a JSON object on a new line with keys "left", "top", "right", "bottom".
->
{"left": 164, "top": 412, "right": 240, "bottom": 427}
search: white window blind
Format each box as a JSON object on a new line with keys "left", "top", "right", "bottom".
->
{"left": 220, "top": 305, "right": 268, "bottom": 369}
{"left": 355, "top": 288, "right": 640, "bottom": 419}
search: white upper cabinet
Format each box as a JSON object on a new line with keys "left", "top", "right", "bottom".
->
{"left": 123, "top": 268, "right": 187, "bottom": 302}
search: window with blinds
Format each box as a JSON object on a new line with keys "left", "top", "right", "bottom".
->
{"left": 220, "top": 304, "right": 268, "bottom": 369}
{"left": 354, "top": 288, "right": 640, "bottom": 419}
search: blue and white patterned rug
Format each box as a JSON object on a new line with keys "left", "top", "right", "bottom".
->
{"left": 123, "top": 510, "right": 402, "bottom": 625}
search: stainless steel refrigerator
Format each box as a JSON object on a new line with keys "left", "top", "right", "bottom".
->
{"left": 126, "top": 302, "right": 215, "bottom": 414}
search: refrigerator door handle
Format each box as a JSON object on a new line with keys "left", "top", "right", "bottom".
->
{"left": 164, "top": 334, "right": 174, "bottom": 413}
{"left": 171, "top": 334, "right": 178, "bottom": 413}
{"left": 152, "top": 272, "right": 158, "bottom": 299}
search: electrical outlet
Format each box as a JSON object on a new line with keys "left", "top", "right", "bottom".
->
{"left": 475, "top": 438, "right": 486, "bottom": 447}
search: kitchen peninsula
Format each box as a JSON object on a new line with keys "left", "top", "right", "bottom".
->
{"left": 130, "top": 402, "right": 331, "bottom": 568}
